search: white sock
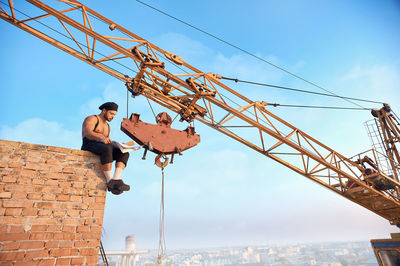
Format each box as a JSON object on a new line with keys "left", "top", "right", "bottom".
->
{"left": 113, "top": 167, "right": 124, "bottom": 180}
{"left": 103, "top": 171, "right": 113, "bottom": 182}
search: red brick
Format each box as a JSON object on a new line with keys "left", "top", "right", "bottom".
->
{"left": 12, "top": 192, "right": 27, "bottom": 199}
{"left": 86, "top": 255, "right": 99, "bottom": 264}
{"left": 27, "top": 193, "right": 42, "bottom": 200}
{"left": 56, "top": 194, "right": 70, "bottom": 201}
{"left": 93, "top": 210, "right": 104, "bottom": 217}
{"left": 30, "top": 217, "right": 57, "bottom": 225}
{"left": 44, "top": 241, "right": 58, "bottom": 248}
{"left": 55, "top": 258, "right": 71, "bottom": 265}
{"left": 0, "top": 192, "right": 12, "bottom": 199}
{"left": 0, "top": 233, "right": 29, "bottom": 241}
{"left": 90, "top": 225, "right": 102, "bottom": 233}
{"left": 66, "top": 210, "right": 79, "bottom": 217}
{"left": 50, "top": 166, "right": 63, "bottom": 172}
{"left": 20, "top": 241, "right": 44, "bottom": 249}
{"left": 23, "top": 208, "right": 38, "bottom": 216}
{"left": 62, "top": 202, "right": 88, "bottom": 210}
{"left": 46, "top": 225, "right": 62, "bottom": 232}
{"left": 0, "top": 251, "right": 25, "bottom": 261}
{"left": 53, "top": 232, "right": 76, "bottom": 240}
{"left": 74, "top": 240, "right": 87, "bottom": 248}
{"left": 61, "top": 218, "right": 82, "bottom": 225}
{"left": 76, "top": 225, "right": 90, "bottom": 233}
{"left": 14, "top": 260, "right": 38, "bottom": 266}
{"left": 37, "top": 258, "right": 55, "bottom": 266}
{"left": 20, "top": 169, "right": 38, "bottom": 177}
{"left": 81, "top": 232, "right": 100, "bottom": 240}
{"left": 49, "top": 248, "right": 78, "bottom": 256}
{"left": 62, "top": 188, "right": 84, "bottom": 195}
{"left": 9, "top": 225, "right": 25, "bottom": 233}
{"left": 80, "top": 247, "right": 98, "bottom": 256}
{"left": 31, "top": 178, "right": 45, "bottom": 185}
{"left": 58, "top": 181, "right": 71, "bottom": 188}
{"left": 62, "top": 167, "right": 74, "bottom": 174}
{"left": 3, "top": 200, "right": 33, "bottom": 208}
{"left": 0, "top": 161, "right": 7, "bottom": 168}
{"left": 16, "top": 177, "right": 31, "bottom": 184}
{"left": 38, "top": 209, "right": 52, "bottom": 216}
{"left": 70, "top": 257, "right": 85, "bottom": 265}
{"left": 5, "top": 184, "right": 35, "bottom": 192}
{"left": 35, "top": 202, "right": 59, "bottom": 209}
{"left": 58, "top": 241, "right": 73, "bottom": 248}
{"left": 1, "top": 176, "right": 16, "bottom": 183}
{"left": 30, "top": 232, "right": 54, "bottom": 240}
{"left": 8, "top": 162, "right": 23, "bottom": 168}
{"left": 42, "top": 194, "right": 56, "bottom": 201}
{"left": 41, "top": 186, "right": 61, "bottom": 194}
{"left": 95, "top": 196, "right": 106, "bottom": 203}
{"left": 47, "top": 146, "right": 70, "bottom": 153}
{"left": 51, "top": 210, "right": 64, "bottom": 217}
{"left": 25, "top": 249, "right": 48, "bottom": 259}
{"left": 0, "top": 225, "right": 8, "bottom": 232}
{"left": 30, "top": 225, "right": 47, "bottom": 232}
{"left": 70, "top": 195, "right": 82, "bottom": 202}
{"left": 0, "top": 216, "right": 26, "bottom": 224}
{"left": 1, "top": 241, "right": 20, "bottom": 250}
{"left": 5, "top": 208, "right": 21, "bottom": 216}
{"left": 61, "top": 225, "right": 75, "bottom": 233}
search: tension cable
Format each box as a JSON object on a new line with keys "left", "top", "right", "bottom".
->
{"left": 221, "top": 76, "right": 383, "bottom": 106}
{"left": 157, "top": 167, "right": 166, "bottom": 265}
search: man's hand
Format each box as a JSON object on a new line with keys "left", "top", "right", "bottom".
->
{"left": 101, "top": 137, "right": 112, "bottom": 144}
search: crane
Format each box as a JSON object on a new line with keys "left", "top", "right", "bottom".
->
{"left": 1, "top": 0, "right": 399, "bottom": 229}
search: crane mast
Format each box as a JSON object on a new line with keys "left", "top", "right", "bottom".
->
{"left": 1, "top": 0, "right": 400, "bottom": 225}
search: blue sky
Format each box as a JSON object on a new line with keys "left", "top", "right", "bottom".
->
{"left": 1, "top": 0, "right": 400, "bottom": 251}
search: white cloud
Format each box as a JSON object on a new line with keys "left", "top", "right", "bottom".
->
{"left": 79, "top": 82, "right": 127, "bottom": 115}
{"left": 0, "top": 118, "right": 81, "bottom": 149}
{"left": 339, "top": 64, "right": 400, "bottom": 110}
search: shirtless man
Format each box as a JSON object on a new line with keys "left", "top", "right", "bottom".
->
{"left": 81, "top": 102, "right": 130, "bottom": 195}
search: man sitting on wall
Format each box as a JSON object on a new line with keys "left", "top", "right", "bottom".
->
{"left": 81, "top": 102, "right": 130, "bottom": 195}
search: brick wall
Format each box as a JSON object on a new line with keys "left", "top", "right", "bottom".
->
{"left": 0, "top": 139, "right": 107, "bottom": 265}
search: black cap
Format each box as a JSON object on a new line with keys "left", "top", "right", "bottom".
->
{"left": 99, "top": 102, "right": 118, "bottom": 111}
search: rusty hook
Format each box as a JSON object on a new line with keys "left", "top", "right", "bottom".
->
{"left": 155, "top": 153, "right": 169, "bottom": 169}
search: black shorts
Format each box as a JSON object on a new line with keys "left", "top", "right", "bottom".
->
{"left": 81, "top": 137, "right": 129, "bottom": 166}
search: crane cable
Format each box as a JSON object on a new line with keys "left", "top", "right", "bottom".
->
{"left": 220, "top": 76, "right": 383, "bottom": 105}
{"left": 157, "top": 167, "right": 166, "bottom": 265}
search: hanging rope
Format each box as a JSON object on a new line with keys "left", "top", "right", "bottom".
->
{"left": 143, "top": 91, "right": 157, "bottom": 120}
{"left": 157, "top": 167, "right": 166, "bottom": 265}
{"left": 126, "top": 88, "right": 129, "bottom": 118}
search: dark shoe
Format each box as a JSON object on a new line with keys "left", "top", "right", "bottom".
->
{"left": 109, "top": 187, "right": 123, "bottom": 195}
{"left": 113, "top": 179, "right": 130, "bottom": 191}
{"left": 106, "top": 180, "right": 124, "bottom": 195}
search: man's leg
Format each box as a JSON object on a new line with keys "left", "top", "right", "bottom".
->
{"left": 112, "top": 161, "right": 125, "bottom": 180}
{"left": 82, "top": 141, "right": 115, "bottom": 184}
{"left": 101, "top": 163, "right": 113, "bottom": 182}
{"left": 108, "top": 151, "right": 130, "bottom": 191}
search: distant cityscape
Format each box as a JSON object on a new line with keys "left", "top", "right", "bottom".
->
{"left": 101, "top": 240, "right": 379, "bottom": 265}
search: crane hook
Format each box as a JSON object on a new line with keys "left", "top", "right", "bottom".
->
{"left": 155, "top": 153, "right": 169, "bottom": 169}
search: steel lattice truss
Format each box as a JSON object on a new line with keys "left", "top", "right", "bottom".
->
{"left": 1, "top": 0, "right": 400, "bottom": 225}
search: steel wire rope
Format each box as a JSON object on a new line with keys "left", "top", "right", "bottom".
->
{"left": 134, "top": 0, "right": 383, "bottom": 110}
{"left": 220, "top": 76, "right": 384, "bottom": 105}
{"left": 0, "top": 0, "right": 139, "bottom": 76}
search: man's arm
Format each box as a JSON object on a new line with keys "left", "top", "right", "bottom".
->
{"left": 82, "top": 116, "right": 111, "bottom": 144}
